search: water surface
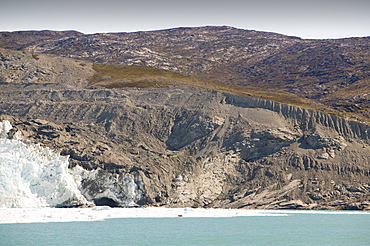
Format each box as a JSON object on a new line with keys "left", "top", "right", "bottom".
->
{"left": 1, "top": 212, "right": 369, "bottom": 245}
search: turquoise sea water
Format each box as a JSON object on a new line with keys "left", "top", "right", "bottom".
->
{"left": 1, "top": 212, "right": 369, "bottom": 246}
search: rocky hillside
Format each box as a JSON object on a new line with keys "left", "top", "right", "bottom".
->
{"left": 1, "top": 26, "right": 370, "bottom": 122}
{"left": 1, "top": 84, "right": 370, "bottom": 210}
{"left": 0, "top": 47, "right": 94, "bottom": 88}
{"left": 0, "top": 27, "right": 370, "bottom": 210}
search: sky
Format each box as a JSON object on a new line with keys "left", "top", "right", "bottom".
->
{"left": 1, "top": 0, "right": 369, "bottom": 39}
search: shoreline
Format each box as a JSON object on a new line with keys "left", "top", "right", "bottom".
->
{"left": 1, "top": 207, "right": 369, "bottom": 224}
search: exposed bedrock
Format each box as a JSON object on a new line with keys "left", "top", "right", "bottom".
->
{"left": 1, "top": 87, "right": 370, "bottom": 209}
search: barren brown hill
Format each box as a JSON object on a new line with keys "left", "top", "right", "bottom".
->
{"left": 1, "top": 26, "right": 370, "bottom": 122}
{"left": 1, "top": 27, "right": 370, "bottom": 210}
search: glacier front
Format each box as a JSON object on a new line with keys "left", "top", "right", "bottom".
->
{"left": 0, "top": 120, "right": 89, "bottom": 208}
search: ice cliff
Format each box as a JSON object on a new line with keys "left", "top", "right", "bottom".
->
{"left": 0, "top": 120, "right": 88, "bottom": 208}
{"left": 0, "top": 120, "right": 148, "bottom": 208}
{"left": 72, "top": 166, "right": 147, "bottom": 207}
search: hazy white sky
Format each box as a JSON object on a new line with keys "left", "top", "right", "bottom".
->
{"left": 1, "top": 0, "right": 369, "bottom": 39}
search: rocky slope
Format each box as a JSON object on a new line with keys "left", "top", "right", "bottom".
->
{"left": 0, "top": 47, "right": 94, "bottom": 87}
{"left": 1, "top": 26, "right": 370, "bottom": 122}
{"left": 0, "top": 27, "right": 370, "bottom": 210}
{"left": 1, "top": 85, "right": 369, "bottom": 210}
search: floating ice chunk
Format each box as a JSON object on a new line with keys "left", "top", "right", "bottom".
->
{"left": 92, "top": 206, "right": 111, "bottom": 211}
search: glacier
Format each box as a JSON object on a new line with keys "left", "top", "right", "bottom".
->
{"left": 0, "top": 120, "right": 88, "bottom": 208}
{"left": 72, "top": 166, "right": 147, "bottom": 207}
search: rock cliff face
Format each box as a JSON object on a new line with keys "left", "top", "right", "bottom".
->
{"left": 1, "top": 86, "right": 370, "bottom": 210}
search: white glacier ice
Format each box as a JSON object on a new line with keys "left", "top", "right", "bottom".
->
{"left": 0, "top": 120, "right": 88, "bottom": 208}
{"left": 0, "top": 120, "right": 13, "bottom": 139}
{"left": 72, "top": 166, "right": 146, "bottom": 207}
